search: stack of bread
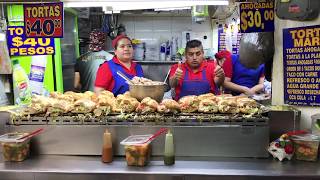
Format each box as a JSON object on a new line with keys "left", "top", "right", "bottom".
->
{"left": 20, "top": 91, "right": 260, "bottom": 117}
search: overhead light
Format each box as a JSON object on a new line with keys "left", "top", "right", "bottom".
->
{"left": 63, "top": 0, "right": 229, "bottom": 9}
{"left": 102, "top": 6, "right": 121, "bottom": 14}
{"left": 154, "top": 7, "right": 191, "bottom": 11}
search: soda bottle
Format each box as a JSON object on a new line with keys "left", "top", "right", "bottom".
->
{"left": 12, "top": 59, "right": 31, "bottom": 105}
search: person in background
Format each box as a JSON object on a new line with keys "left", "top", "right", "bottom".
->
{"left": 94, "top": 35, "right": 144, "bottom": 96}
{"left": 215, "top": 50, "right": 233, "bottom": 80}
{"left": 214, "top": 50, "right": 232, "bottom": 94}
{"left": 169, "top": 40, "right": 225, "bottom": 100}
{"left": 74, "top": 30, "right": 113, "bottom": 92}
{"left": 222, "top": 54, "right": 265, "bottom": 96}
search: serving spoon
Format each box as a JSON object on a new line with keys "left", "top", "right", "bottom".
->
{"left": 117, "top": 71, "right": 134, "bottom": 85}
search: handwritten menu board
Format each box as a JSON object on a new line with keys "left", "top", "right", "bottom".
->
{"left": 283, "top": 25, "right": 320, "bottom": 106}
{"left": 218, "top": 25, "right": 242, "bottom": 54}
{"left": 218, "top": 26, "right": 226, "bottom": 51}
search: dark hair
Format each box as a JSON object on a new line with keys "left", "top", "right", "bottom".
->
{"left": 185, "top": 40, "right": 203, "bottom": 52}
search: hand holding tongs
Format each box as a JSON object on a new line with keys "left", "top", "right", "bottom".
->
{"left": 215, "top": 59, "right": 224, "bottom": 96}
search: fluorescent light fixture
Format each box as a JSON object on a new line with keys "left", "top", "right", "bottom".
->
{"left": 63, "top": 0, "right": 229, "bottom": 9}
{"left": 154, "top": 7, "right": 191, "bottom": 11}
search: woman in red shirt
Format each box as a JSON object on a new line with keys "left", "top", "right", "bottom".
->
{"left": 94, "top": 35, "right": 144, "bottom": 96}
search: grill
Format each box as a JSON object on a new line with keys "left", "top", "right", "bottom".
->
{"left": 9, "top": 113, "right": 268, "bottom": 126}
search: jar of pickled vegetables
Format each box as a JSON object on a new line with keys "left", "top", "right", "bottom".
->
{"left": 0, "top": 132, "right": 30, "bottom": 162}
{"left": 121, "top": 134, "right": 152, "bottom": 166}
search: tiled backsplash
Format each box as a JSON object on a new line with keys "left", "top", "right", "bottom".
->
{"left": 119, "top": 15, "right": 212, "bottom": 60}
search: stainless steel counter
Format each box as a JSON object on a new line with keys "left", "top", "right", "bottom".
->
{"left": 0, "top": 155, "right": 320, "bottom": 180}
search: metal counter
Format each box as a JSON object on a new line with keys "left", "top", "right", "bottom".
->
{"left": 4, "top": 113, "right": 269, "bottom": 157}
{"left": 0, "top": 155, "right": 320, "bottom": 180}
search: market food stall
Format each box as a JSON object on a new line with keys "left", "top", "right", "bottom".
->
{"left": 1, "top": 0, "right": 320, "bottom": 179}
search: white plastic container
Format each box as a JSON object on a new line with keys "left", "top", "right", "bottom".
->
{"left": 120, "top": 134, "right": 152, "bottom": 166}
{"left": 29, "top": 55, "right": 47, "bottom": 95}
{"left": 291, "top": 134, "right": 320, "bottom": 161}
{"left": 133, "top": 43, "right": 145, "bottom": 61}
{"left": 160, "top": 43, "right": 166, "bottom": 61}
{"left": 311, "top": 113, "right": 320, "bottom": 136}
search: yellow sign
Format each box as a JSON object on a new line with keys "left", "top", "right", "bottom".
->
{"left": 7, "top": 26, "right": 55, "bottom": 56}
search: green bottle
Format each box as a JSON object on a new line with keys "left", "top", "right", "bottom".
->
{"left": 12, "top": 59, "right": 31, "bottom": 105}
{"left": 164, "top": 130, "right": 175, "bottom": 165}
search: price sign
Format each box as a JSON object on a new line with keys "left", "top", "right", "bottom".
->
{"left": 283, "top": 25, "right": 320, "bottom": 106}
{"left": 240, "top": 2, "right": 274, "bottom": 33}
{"left": 7, "top": 26, "right": 55, "bottom": 56}
{"left": 24, "top": 2, "right": 63, "bottom": 38}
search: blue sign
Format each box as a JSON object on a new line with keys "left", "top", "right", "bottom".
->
{"left": 217, "top": 25, "right": 242, "bottom": 54}
{"left": 240, "top": 2, "right": 274, "bottom": 33}
{"left": 7, "top": 26, "right": 55, "bottom": 56}
{"left": 283, "top": 25, "right": 320, "bottom": 106}
{"left": 217, "top": 25, "right": 226, "bottom": 52}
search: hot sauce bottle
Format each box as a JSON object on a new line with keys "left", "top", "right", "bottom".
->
{"left": 164, "top": 130, "right": 175, "bottom": 165}
{"left": 102, "top": 129, "right": 113, "bottom": 163}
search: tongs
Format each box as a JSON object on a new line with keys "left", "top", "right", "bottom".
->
{"left": 140, "top": 128, "right": 168, "bottom": 144}
{"left": 17, "top": 128, "right": 44, "bottom": 141}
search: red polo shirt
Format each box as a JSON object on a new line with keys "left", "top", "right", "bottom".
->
{"left": 169, "top": 60, "right": 217, "bottom": 99}
{"left": 95, "top": 56, "right": 139, "bottom": 91}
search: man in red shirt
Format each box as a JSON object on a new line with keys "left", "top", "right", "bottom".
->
{"left": 169, "top": 40, "right": 225, "bottom": 100}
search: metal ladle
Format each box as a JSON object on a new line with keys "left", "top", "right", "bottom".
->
{"left": 117, "top": 71, "right": 134, "bottom": 85}
{"left": 163, "top": 68, "right": 171, "bottom": 84}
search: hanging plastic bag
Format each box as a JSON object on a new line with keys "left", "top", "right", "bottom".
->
{"left": 0, "top": 32, "right": 12, "bottom": 74}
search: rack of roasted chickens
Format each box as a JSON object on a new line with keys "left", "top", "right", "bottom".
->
{"left": 8, "top": 90, "right": 268, "bottom": 125}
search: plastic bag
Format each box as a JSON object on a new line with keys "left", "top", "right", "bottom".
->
{"left": 239, "top": 32, "right": 274, "bottom": 69}
{"left": 0, "top": 33, "right": 12, "bottom": 74}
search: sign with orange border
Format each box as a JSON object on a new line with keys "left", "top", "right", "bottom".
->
{"left": 24, "top": 2, "right": 63, "bottom": 38}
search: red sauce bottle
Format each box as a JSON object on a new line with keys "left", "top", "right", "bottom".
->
{"left": 102, "top": 129, "right": 113, "bottom": 163}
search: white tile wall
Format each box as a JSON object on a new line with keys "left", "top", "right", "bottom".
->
{"left": 119, "top": 14, "right": 212, "bottom": 50}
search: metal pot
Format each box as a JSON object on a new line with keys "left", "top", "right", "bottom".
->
{"left": 129, "top": 84, "right": 166, "bottom": 103}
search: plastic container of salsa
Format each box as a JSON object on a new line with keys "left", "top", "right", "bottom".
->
{"left": 120, "top": 134, "right": 152, "bottom": 166}
{"left": 0, "top": 132, "right": 30, "bottom": 162}
{"left": 291, "top": 134, "right": 320, "bottom": 161}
